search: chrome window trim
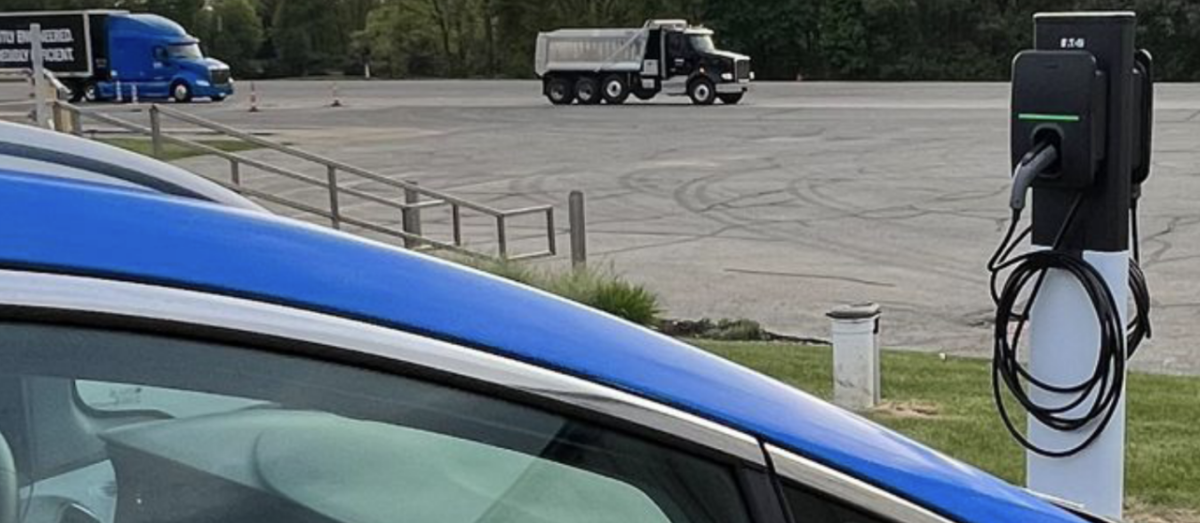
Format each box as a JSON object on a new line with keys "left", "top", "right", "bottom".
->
{"left": 0, "top": 269, "right": 763, "bottom": 464}
{"left": 767, "top": 444, "right": 954, "bottom": 523}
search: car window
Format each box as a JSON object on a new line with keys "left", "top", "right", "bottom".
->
{"left": 0, "top": 322, "right": 753, "bottom": 523}
{"left": 75, "top": 380, "right": 267, "bottom": 417}
{"left": 782, "top": 480, "right": 890, "bottom": 523}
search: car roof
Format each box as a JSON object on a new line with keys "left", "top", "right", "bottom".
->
{"left": 0, "top": 121, "right": 262, "bottom": 211}
{"left": 0, "top": 173, "right": 1078, "bottom": 523}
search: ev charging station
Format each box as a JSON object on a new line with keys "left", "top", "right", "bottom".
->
{"left": 992, "top": 11, "right": 1154, "bottom": 519}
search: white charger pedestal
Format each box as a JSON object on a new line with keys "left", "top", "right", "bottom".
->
{"left": 1027, "top": 250, "right": 1129, "bottom": 519}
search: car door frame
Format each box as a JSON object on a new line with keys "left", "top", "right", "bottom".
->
{"left": 0, "top": 269, "right": 784, "bottom": 523}
{"left": 0, "top": 268, "right": 955, "bottom": 523}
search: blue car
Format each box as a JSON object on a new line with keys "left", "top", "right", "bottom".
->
{"left": 0, "top": 124, "right": 1097, "bottom": 523}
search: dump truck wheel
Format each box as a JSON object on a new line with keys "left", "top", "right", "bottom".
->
{"left": 602, "top": 75, "right": 629, "bottom": 104}
{"left": 718, "top": 92, "right": 744, "bottom": 105}
{"left": 575, "top": 76, "right": 602, "bottom": 105}
{"left": 688, "top": 78, "right": 716, "bottom": 105}
{"left": 546, "top": 77, "right": 575, "bottom": 105}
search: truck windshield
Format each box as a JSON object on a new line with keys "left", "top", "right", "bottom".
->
{"left": 168, "top": 43, "right": 203, "bottom": 60}
{"left": 689, "top": 35, "right": 715, "bottom": 53}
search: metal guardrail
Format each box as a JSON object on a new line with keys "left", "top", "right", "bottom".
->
{"left": 50, "top": 101, "right": 559, "bottom": 261}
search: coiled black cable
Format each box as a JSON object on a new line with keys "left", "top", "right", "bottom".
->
{"left": 989, "top": 145, "right": 1152, "bottom": 458}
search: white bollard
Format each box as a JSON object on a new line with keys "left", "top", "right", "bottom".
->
{"left": 131, "top": 83, "right": 138, "bottom": 104}
{"left": 828, "top": 302, "right": 881, "bottom": 410}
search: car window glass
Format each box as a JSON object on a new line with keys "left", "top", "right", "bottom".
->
{"left": 75, "top": 380, "right": 266, "bottom": 417}
{"left": 0, "top": 322, "right": 752, "bottom": 523}
{"left": 782, "top": 480, "right": 890, "bottom": 523}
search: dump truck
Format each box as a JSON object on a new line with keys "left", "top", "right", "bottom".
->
{"left": 0, "top": 10, "right": 233, "bottom": 103}
{"left": 535, "top": 19, "right": 752, "bottom": 106}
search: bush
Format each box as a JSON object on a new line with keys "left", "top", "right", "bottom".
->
{"left": 542, "top": 268, "right": 661, "bottom": 327}
{"left": 448, "top": 257, "right": 661, "bottom": 327}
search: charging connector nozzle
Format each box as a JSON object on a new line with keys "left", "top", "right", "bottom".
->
{"left": 1010, "top": 142, "right": 1060, "bottom": 211}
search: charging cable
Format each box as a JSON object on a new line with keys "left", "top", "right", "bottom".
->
{"left": 989, "top": 142, "right": 1152, "bottom": 458}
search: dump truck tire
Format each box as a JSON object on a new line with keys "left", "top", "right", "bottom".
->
{"left": 546, "top": 76, "right": 575, "bottom": 105}
{"left": 576, "top": 76, "right": 602, "bottom": 105}
{"left": 602, "top": 74, "right": 630, "bottom": 104}
{"left": 687, "top": 78, "right": 716, "bottom": 105}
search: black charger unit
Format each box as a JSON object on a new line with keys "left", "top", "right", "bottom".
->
{"left": 1011, "top": 50, "right": 1107, "bottom": 189}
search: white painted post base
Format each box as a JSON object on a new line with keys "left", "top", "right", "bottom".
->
{"left": 828, "top": 303, "right": 881, "bottom": 410}
{"left": 1027, "top": 250, "right": 1129, "bottom": 520}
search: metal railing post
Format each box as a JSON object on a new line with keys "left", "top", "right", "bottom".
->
{"left": 29, "top": 23, "right": 47, "bottom": 128}
{"left": 149, "top": 105, "right": 163, "bottom": 159}
{"left": 569, "top": 190, "right": 587, "bottom": 268}
{"left": 51, "top": 102, "right": 66, "bottom": 132}
{"left": 451, "top": 204, "right": 462, "bottom": 246}
{"left": 546, "top": 208, "right": 557, "bottom": 255}
{"left": 67, "top": 104, "right": 81, "bottom": 135}
{"left": 327, "top": 166, "right": 341, "bottom": 229}
{"left": 402, "top": 183, "right": 423, "bottom": 249}
{"left": 229, "top": 159, "right": 241, "bottom": 186}
{"left": 496, "top": 215, "right": 508, "bottom": 259}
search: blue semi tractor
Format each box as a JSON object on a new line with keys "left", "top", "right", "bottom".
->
{"left": 0, "top": 10, "right": 232, "bottom": 103}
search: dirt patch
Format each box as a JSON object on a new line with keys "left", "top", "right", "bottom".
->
{"left": 872, "top": 400, "right": 942, "bottom": 420}
{"left": 1127, "top": 499, "right": 1200, "bottom": 523}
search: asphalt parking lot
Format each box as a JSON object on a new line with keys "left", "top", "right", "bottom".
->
{"left": 32, "top": 80, "right": 1200, "bottom": 373}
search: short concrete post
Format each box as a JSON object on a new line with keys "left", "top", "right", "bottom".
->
{"left": 827, "top": 302, "right": 881, "bottom": 410}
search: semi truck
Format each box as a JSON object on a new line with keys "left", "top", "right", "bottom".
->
{"left": 535, "top": 19, "right": 752, "bottom": 106}
{"left": 0, "top": 10, "right": 233, "bottom": 103}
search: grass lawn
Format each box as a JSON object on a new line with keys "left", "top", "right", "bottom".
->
{"left": 99, "top": 137, "right": 259, "bottom": 161}
{"left": 697, "top": 341, "right": 1200, "bottom": 519}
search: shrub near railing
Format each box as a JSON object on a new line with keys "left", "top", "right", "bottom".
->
{"left": 452, "top": 257, "right": 661, "bottom": 327}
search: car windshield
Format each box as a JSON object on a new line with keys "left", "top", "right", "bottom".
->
{"left": 689, "top": 34, "right": 715, "bottom": 53}
{"left": 167, "top": 43, "right": 203, "bottom": 60}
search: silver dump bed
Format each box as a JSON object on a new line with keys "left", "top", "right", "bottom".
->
{"left": 535, "top": 28, "right": 648, "bottom": 77}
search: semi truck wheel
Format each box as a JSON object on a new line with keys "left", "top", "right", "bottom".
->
{"left": 718, "top": 92, "right": 744, "bottom": 105}
{"left": 601, "top": 75, "right": 629, "bottom": 104}
{"left": 545, "top": 77, "right": 575, "bottom": 105}
{"left": 575, "top": 76, "right": 602, "bottom": 105}
{"left": 66, "top": 81, "right": 85, "bottom": 103}
{"left": 171, "top": 82, "right": 193, "bottom": 103}
{"left": 687, "top": 78, "right": 716, "bottom": 105}
{"left": 83, "top": 82, "right": 99, "bottom": 103}
{"left": 633, "top": 89, "right": 657, "bottom": 101}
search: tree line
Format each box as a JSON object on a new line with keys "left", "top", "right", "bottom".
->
{"left": 5, "top": 0, "right": 1200, "bottom": 81}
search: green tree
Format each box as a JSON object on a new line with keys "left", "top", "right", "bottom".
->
{"left": 357, "top": 0, "right": 444, "bottom": 76}
{"left": 135, "top": 0, "right": 207, "bottom": 30}
{"left": 195, "top": 0, "right": 265, "bottom": 76}
{"left": 272, "top": 0, "right": 346, "bottom": 75}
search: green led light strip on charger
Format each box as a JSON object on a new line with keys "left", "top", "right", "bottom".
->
{"left": 1017, "top": 113, "right": 1081, "bottom": 122}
